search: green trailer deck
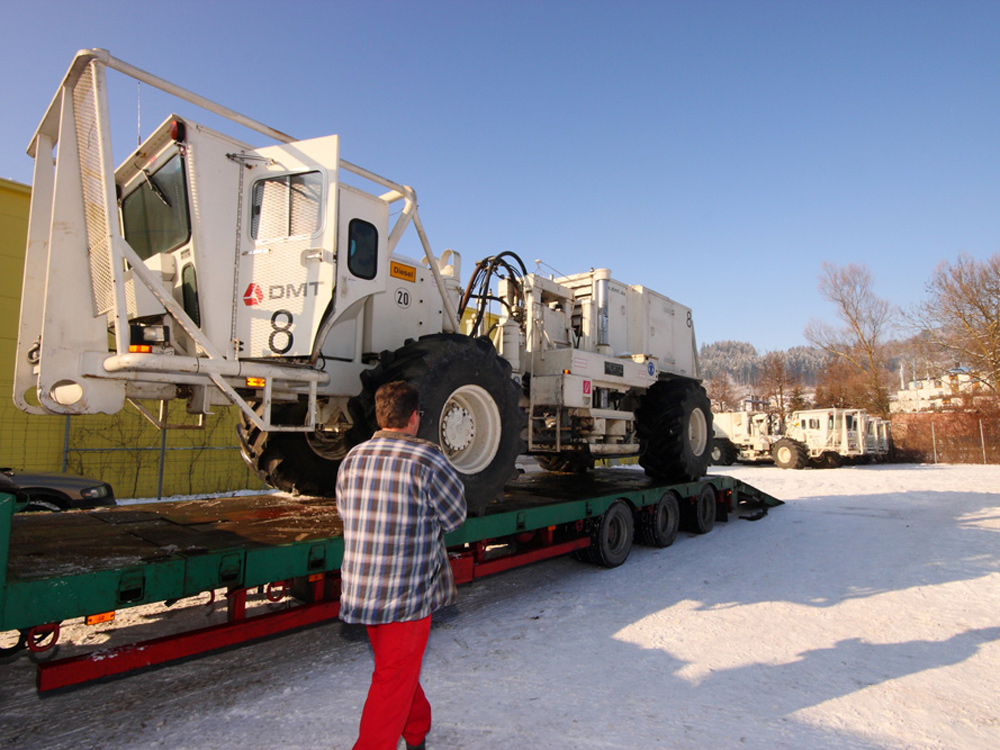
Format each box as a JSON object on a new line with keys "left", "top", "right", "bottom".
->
{"left": 1, "top": 469, "right": 780, "bottom": 690}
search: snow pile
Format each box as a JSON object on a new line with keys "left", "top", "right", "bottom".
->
{"left": 2, "top": 463, "right": 998, "bottom": 749}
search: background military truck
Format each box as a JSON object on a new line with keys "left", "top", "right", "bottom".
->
{"left": 712, "top": 408, "right": 891, "bottom": 469}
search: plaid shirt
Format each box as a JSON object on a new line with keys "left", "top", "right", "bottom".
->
{"left": 336, "top": 430, "right": 467, "bottom": 625}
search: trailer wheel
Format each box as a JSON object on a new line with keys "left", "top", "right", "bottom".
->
{"left": 237, "top": 399, "right": 348, "bottom": 497}
{"left": 637, "top": 490, "right": 680, "bottom": 548}
{"left": 588, "top": 499, "right": 634, "bottom": 568}
{"left": 348, "top": 334, "right": 525, "bottom": 516}
{"left": 683, "top": 483, "right": 718, "bottom": 534}
{"left": 772, "top": 438, "right": 808, "bottom": 470}
{"left": 636, "top": 379, "right": 713, "bottom": 483}
{"left": 710, "top": 439, "right": 737, "bottom": 466}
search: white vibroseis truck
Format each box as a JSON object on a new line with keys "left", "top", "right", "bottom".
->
{"left": 14, "top": 49, "right": 712, "bottom": 515}
{"left": 712, "top": 407, "right": 890, "bottom": 469}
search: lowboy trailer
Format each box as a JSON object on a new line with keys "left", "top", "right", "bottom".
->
{"left": 1, "top": 470, "right": 780, "bottom": 692}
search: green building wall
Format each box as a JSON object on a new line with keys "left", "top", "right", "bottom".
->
{"left": 0, "top": 177, "right": 265, "bottom": 499}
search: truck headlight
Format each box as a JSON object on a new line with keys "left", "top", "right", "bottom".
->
{"left": 80, "top": 485, "right": 110, "bottom": 500}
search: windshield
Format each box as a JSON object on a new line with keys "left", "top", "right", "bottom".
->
{"left": 121, "top": 153, "right": 191, "bottom": 260}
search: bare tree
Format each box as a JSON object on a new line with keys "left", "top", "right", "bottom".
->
{"left": 805, "top": 262, "right": 895, "bottom": 415}
{"left": 911, "top": 253, "right": 1000, "bottom": 404}
{"left": 757, "top": 351, "right": 797, "bottom": 415}
{"left": 813, "top": 355, "right": 870, "bottom": 409}
{"left": 705, "top": 376, "right": 741, "bottom": 412}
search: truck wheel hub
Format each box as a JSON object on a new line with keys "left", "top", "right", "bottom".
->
{"left": 437, "top": 384, "right": 502, "bottom": 474}
{"left": 442, "top": 404, "right": 475, "bottom": 452}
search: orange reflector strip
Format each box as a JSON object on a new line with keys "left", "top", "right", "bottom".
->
{"left": 129, "top": 345, "right": 152, "bottom": 353}
{"left": 85, "top": 611, "right": 115, "bottom": 626}
{"left": 308, "top": 573, "right": 325, "bottom": 583}
{"left": 246, "top": 377, "right": 266, "bottom": 388}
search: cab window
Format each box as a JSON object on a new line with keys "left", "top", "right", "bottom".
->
{"left": 121, "top": 153, "right": 191, "bottom": 260}
{"left": 251, "top": 171, "right": 323, "bottom": 240}
{"left": 348, "top": 219, "right": 378, "bottom": 280}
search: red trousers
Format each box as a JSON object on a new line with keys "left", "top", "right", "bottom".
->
{"left": 353, "top": 616, "right": 432, "bottom": 750}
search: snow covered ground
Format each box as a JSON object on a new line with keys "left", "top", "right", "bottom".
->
{"left": 2, "top": 463, "right": 999, "bottom": 749}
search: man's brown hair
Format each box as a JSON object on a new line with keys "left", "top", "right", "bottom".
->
{"left": 375, "top": 381, "right": 420, "bottom": 429}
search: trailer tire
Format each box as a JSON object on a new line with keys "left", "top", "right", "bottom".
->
{"left": 772, "top": 438, "right": 808, "bottom": 470}
{"left": 637, "top": 490, "right": 680, "bottom": 548}
{"left": 237, "top": 399, "right": 347, "bottom": 497}
{"left": 587, "top": 499, "right": 634, "bottom": 568}
{"left": 636, "top": 379, "right": 712, "bottom": 483}
{"left": 348, "top": 334, "right": 525, "bottom": 516}
{"left": 682, "top": 483, "right": 717, "bottom": 534}
{"left": 710, "top": 439, "right": 737, "bottom": 466}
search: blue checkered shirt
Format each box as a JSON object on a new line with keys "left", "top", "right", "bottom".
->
{"left": 336, "top": 430, "right": 467, "bottom": 625}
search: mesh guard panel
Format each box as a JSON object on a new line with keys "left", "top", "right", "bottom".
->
{"left": 72, "top": 62, "right": 119, "bottom": 318}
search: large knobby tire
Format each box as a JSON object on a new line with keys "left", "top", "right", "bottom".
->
{"left": 636, "top": 490, "right": 680, "bottom": 548}
{"left": 586, "top": 499, "right": 635, "bottom": 568}
{"left": 772, "top": 438, "right": 808, "bottom": 470}
{"left": 237, "top": 399, "right": 350, "bottom": 497}
{"left": 710, "top": 439, "right": 737, "bottom": 466}
{"left": 636, "top": 379, "right": 712, "bottom": 483}
{"left": 347, "top": 334, "right": 525, "bottom": 516}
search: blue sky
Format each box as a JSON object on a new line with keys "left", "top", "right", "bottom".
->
{"left": 2, "top": 1, "right": 998, "bottom": 353}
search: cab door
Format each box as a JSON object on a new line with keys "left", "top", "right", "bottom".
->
{"left": 235, "top": 136, "right": 340, "bottom": 359}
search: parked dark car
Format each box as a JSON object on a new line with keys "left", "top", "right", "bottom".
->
{"left": 1, "top": 468, "right": 116, "bottom": 512}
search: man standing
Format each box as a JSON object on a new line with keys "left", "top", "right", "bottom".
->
{"left": 337, "top": 381, "right": 467, "bottom": 750}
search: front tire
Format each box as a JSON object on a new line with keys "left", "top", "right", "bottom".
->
{"left": 348, "top": 334, "right": 525, "bottom": 516}
{"left": 636, "top": 379, "right": 712, "bottom": 483}
{"left": 772, "top": 438, "right": 808, "bottom": 470}
{"left": 237, "top": 400, "right": 350, "bottom": 497}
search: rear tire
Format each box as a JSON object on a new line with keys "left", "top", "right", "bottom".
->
{"left": 586, "top": 499, "right": 634, "bottom": 568}
{"left": 682, "top": 483, "right": 717, "bottom": 534}
{"left": 710, "top": 439, "right": 737, "bottom": 466}
{"left": 636, "top": 380, "right": 712, "bottom": 483}
{"left": 636, "top": 490, "right": 680, "bottom": 548}
{"left": 772, "top": 438, "right": 808, "bottom": 470}
{"left": 348, "top": 334, "right": 525, "bottom": 516}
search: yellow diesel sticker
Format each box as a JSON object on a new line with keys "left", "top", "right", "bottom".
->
{"left": 390, "top": 261, "right": 417, "bottom": 282}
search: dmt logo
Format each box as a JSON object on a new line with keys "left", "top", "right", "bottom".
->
{"left": 243, "top": 283, "right": 264, "bottom": 306}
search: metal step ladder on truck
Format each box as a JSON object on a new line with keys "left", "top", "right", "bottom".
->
{"left": 711, "top": 408, "right": 892, "bottom": 469}
{"left": 3, "top": 49, "right": 781, "bottom": 690}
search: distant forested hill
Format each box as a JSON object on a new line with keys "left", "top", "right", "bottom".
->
{"left": 699, "top": 341, "right": 827, "bottom": 386}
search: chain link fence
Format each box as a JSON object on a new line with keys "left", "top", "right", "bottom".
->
{"left": 0, "top": 396, "right": 266, "bottom": 500}
{"left": 890, "top": 412, "right": 1000, "bottom": 465}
